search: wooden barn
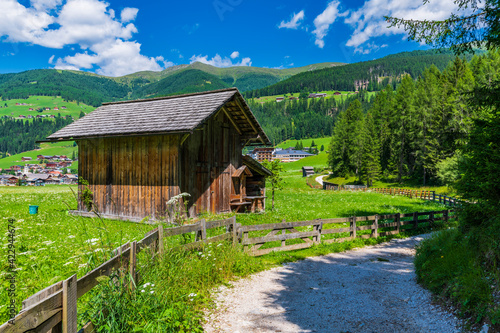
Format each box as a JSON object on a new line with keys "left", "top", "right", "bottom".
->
{"left": 45, "top": 88, "right": 272, "bottom": 221}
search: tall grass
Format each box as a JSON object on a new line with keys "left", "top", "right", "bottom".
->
{"left": 81, "top": 242, "right": 263, "bottom": 332}
{"left": 415, "top": 228, "right": 500, "bottom": 327}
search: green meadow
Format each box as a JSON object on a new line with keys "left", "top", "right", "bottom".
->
{"left": 252, "top": 90, "right": 378, "bottom": 103}
{"left": 0, "top": 96, "right": 94, "bottom": 119}
{"left": 0, "top": 142, "right": 78, "bottom": 170}
{"left": 0, "top": 153, "right": 451, "bottom": 330}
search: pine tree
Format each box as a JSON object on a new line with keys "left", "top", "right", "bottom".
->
{"left": 393, "top": 75, "right": 415, "bottom": 182}
{"left": 360, "top": 113, "right": 381, "bottom": 186}
{"left": 328, "top": 100, "right": 364, "bottom": 177}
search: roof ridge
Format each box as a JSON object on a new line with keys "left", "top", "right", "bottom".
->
{"left": 102, "top": 87, "right": 239, "bottom": 106}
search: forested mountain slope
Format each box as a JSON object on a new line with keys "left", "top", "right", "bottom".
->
{"left": 246, "top": 50, "right": 480, "bottom": 98}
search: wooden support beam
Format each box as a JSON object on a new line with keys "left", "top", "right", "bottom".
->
{"left": 233, "top": 97, "right": 258, "bottom": 134}
{"left": 222, "top": 107, "right": 242, "bottom": 135}
{"left": 180, "top": 133, "right": 190, "bottom": 146}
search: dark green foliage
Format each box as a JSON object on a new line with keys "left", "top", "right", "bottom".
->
{"left": 386, "top": 0, "right": 499, "bottom": 54}
{"left": 248, "top": 90, "right": 373, "bottom": 144}
{"left": 131, "top": 70, "right": 230, "bottom": 99}
{"left": 231, "top": 73, "right": 281, "bottom": 92}
{"left": 360, "top": 113, "right": 381, "bottom": 186}
{"left": 327, "top": 52, "right": 500, "bottom": 186}
{"left": 246, "top": 50, "right": 476, "bottom": 98}
{"left": 0, "top": 115, "right": 72, "bottom": 156}
{"left": 0, "top": 70, "right": 129, "bottom": 107}
{"left": 328, "top": 100, "right": 364, "bottom": 178}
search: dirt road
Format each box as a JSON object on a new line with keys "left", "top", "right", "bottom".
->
{"left": 204, "top": 235, "right": 463, "bottom": 333}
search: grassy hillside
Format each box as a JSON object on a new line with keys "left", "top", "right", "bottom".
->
{"left": 130, "top": 69, "right": 230, "bottom": 98}
{"left": 277, "top": 137, "right": 332, "bottom": 150}
{"left": 247, "top": 49, "right": 480, "bottom": 98}
{"left": 119, "top": 61, "right": 345, "bottom": 92}
{"left": 0, "top": 141, "right": 77, "bottom": 170}
{"left": 0, "top": 69, "right": 129, "bottom": 107}
{"left": 253, "top": 90, "right": 377, "bottom": 103}
{"left": 0, "top": 96, "right": 94, "bottom": 119}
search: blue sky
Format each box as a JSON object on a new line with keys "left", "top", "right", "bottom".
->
{"left": 0, "top": 0, "right": 460, "bottom": 76}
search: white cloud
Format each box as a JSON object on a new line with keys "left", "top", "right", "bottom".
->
{"left": 56, "top": 39, "right": 166, "bottom": 76}
{"left": 278, "top": 10, "right": 305, "bottom": 29}
{"left": 48, "top": 55, "right": 55, "bottom": 64}
{"left": 344, "top": 0, "right": 459, "bottom": 53}
{"left": 30, "top": 0, "right": 63, "bottom": 12}
{"left": 312, "top": 1, "right": 343, "bottom": 48}
{"left": 120, "top": 7, "right": 138, "bottom": 23}
{"left": 230, "top": 51, "right": 239, "bottom": 59}
{"left": 190, "top": 54, "right": 252, "bottom": 68}
{"left": 0, "top": 0, "right": 169, "bottom": 76}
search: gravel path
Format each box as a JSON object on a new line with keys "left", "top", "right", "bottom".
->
{"left": 204, "top": 235, "right": 464, "bottom": 333}
{"left": 315, "top": 175, "right": 327, "bottom": 185}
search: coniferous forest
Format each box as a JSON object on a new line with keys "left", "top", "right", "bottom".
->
{"left": 328, "top": 51, "right": 500, "bottom": 185}
{"left": 0, "top": 115, "right": 73, "bottom": 156}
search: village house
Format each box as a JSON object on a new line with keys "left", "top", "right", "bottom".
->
{"left": 250, "top": 147, "right": 275, "bottom": 162}
{"left": 21, "top": 157, "right": 32, "bottom": 161}
{"left": 276, "top": 97, "right": 285, "bottom": 102}
{"left": 309, "top": 93, "right": 328, "bottom": 98}
{"left": 45, "top": 88, "right": 272, "bottom": 221}
{"left": 273, "top": 149, "right": 314, "bottom": 162}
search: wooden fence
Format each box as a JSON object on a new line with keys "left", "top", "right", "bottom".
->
{"left": 1, "top": 206, "right": 457, "bottom": 332}
{"left": 322, "top": 185, "right": 464, "bottom": 207}
{"left": 241, "top": 209, "right": 454, "bottom": 256}
{"left": 0, "top": 217, "right": 237, "bottom": 333}
{"left": 371, "top": 188, "right": 464, "bottom": 207}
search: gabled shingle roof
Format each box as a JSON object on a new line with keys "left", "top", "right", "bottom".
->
{"left": 46, "top": 88, "right": 270, "bottom": 144}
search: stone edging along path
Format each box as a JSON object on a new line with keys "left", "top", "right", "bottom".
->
{"left": 204, "top": 235, "right": 464, "bottom": 333}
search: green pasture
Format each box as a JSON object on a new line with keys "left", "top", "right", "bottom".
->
{"left": 0, "top": 142, "right": 78, "bottom": 170}
{"left": 252, "top": 90, "right": 377, "bottom": 103}
{"left": 0, "top": 154, "right": 452, "bottom": 328}
{"left": 0, "top": 96, "right": 94, "bottom": 120}
{"left": 276, "top": 137, "right": 332, "bottom": 151}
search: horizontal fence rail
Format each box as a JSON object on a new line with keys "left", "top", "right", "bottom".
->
{"left": 240, "top": 209, "right": 454, "bottom": 256}
{"left": 323, "top": 185, "right": 465, "bottom": 207}
{"left": 1, "top": 217, "right": 237, "bottom": 333}
{"left": 370, "top": 188, "right": 465, "bottom": 207}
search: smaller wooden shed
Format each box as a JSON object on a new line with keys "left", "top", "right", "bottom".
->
{"left": 302, "top": 166, "right": 314, "bottom": 177}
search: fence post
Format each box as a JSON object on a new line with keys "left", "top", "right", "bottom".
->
{"left": 433, "top": 191, "right": 436, "bottom": 202}
{"left": 314, "top": 220, "right": 322, "bottom": 244}
{"left": 429, "top": 212, "right": 435, "bottom": 228}
{"left": 444, "top": 210, "right": 449, "bottom": 224}
{"left": 243, "top": 231, "right": 249, "bottom": 252}
{"left": 201, "top": 218, "right": 207, "bottom": 240}
{"left": 372, "top": 215, "right": 378, "bottom": 238}
{"left": 158, "top": 224, "right": 164, "bottom": 256}
{"left": 413, "top": 212, "right": 418, "bottom": 229}
{"left": 231, "top": 216, "right": 237, "bottom": 245}
{"left": 129, "top": 241, "right": 137, "bottom": 292}
{"left": 62, "top": 274, "right": 77, "bottom": 333}
{"left": 351, "top": 216, "right": 357, "bottom": 239}
{"left": 396, "top": 213, "right": 401, "bottom": 234}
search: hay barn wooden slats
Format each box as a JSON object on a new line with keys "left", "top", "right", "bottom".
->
{"left": 48, "top": 89, "right": 271, "bottom": 221}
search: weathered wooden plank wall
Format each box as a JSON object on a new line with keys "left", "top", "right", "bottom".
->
{"left": 77, "top": 106, "right": 243, "bottom": 219}
{"left": 181, "top": 109, "right": 242, "bottom": 215}
{"left": 78, "top": 135, "right": 181, "bottom": 219}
